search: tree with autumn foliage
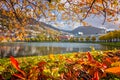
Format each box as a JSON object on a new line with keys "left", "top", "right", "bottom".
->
{"left": 0, "top": 0, "right": 120, "bottom": 41}
{"left": 91, "top": 36, "right": 96, "bottom": 42}
{"left": 80, "top": 37, "right": 84, "bottom": 42}
{"left": 85, "top": 36, "right": 90, "bottom": 42}
{"left": 99, "top": 30, "right": 120, "bottom": 42}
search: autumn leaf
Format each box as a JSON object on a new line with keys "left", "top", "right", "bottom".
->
{"left": 38, "top": 61, "right": 46, "bottom": 67}
{"left": 92, "top": 71, "right": 99, "bottom": 80}
{"left": 10, "top": 56, "right": 20, "bottom": 71}
{"left": 105, "top": 67, "right": 120, "bottom": 74}
{"left": 101, "top": 63, "right": 107, "bottom": 69}
{"left": 10, "top": 56, "right": 26, "bottom": 77}
{"left": 111, "top": 61, "right": 120, "bottom": 67}
{"left": 82, "top": 21, "right": 88, "bottom": 26}
{"left": 104, "top": 57, "right": 112, "bottom": 65}
{"left": 49, "top": 3, "right": 55, "bottom": 10}
{"left": 49, "top": 54, "right": 55, "bottom": 60}
{"left": 58, "top": 4, "right": 65, "bottom": 11}
{"left": 87, "top": 52, "right": 94, "bottom": 62}
{"left": 13, "top": 74, "right": 25, "bottom": 80}
{"left": 107, "top": 57, "right": 112, "bottom": 63}
{"left": 65, "top": 58, "right": 73, "bottom": 64}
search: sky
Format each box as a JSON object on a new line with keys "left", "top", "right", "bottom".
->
{"left": 40, "top": 14, "right": 120, "bottom": 31}
{"left": 39, "top": 0, "right": 120, "bottom": 31}
{"left": 84, "top": 15, "right": 120, "bottom": 30}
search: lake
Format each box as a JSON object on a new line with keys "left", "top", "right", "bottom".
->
{"left": 0, "top": 42, "right": 120, "bottom": 58}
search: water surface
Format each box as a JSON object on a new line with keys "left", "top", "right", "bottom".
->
{"left": 0, "top": 42, "right": 120, "bottom": 58}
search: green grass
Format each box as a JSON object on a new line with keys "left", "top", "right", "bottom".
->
{"left": 99, "top": 42, "right": 120, "bottom": 47}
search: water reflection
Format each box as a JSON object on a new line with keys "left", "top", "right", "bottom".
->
{"left": 0, "top": 42, "right": 120, "bottom": 58}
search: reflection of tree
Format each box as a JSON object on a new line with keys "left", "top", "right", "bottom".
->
{"left": 0, "top": 46, "right": 5, "bottom": 58}
{"left": 1, "top": 43, "right": 120, "bottom": 58}
{"left": 0, "top": 46, "right": 21, "bottom": 58}
{"left": 0, "top": 45, "right": 70, "bottom": 58}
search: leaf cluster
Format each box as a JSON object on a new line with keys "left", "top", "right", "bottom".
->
{"left": 1, "top": 50, "right": 120, "bottom": 79}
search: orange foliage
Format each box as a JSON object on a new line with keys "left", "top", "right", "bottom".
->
{"left": 1, "top": 0, "right": 120, "bottom": 39}
{"left": 87, "top": 52, "right": 94, "bottom": 62}
{"left": 10, "top": 56, "right": 26, "bottom": 77}
{"left": 105, "top": 67, "right": 120, "bottom": 75}
{"left": 92, "top": 71, "right": 99, "bottom": 80}
{"left": 10, "top": 56, "right": 20, "bottom": 71}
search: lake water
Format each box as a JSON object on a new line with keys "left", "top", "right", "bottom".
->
{"left": 0, "top": 42, "right": 120, "bottom": 58}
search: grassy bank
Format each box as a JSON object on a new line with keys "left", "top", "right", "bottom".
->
{"left": 98, "top": 42, "right": 120, "bottom": 47}
{"left": 1, "top": 50, "right": 120, "bottom": 79}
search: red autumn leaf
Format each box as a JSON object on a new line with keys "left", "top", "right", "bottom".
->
{"left": 38, "top": 61, "right": 46, "bottom": 67}
{"left": 95, "top": 62, "right": 107, "bottom": 69}
{"left": 101, "top": 63, "right": 107, "bottom": 69}
{"left": 92, "top": 71, "right": 99, "bottom": 80}
{"left": 87, "top": 52, "right": 94, "bottom": 62}
{"left": 105, "top": 58, "right": 112, "bottom": 64}
{"left": 38, "top": 61, "right": 46, "bottom": 72}
{"left": 10, "top": 56, "right": 20, "bottom": 71}
{"left": 10, "top": 56, "right": 26, "bottom": 77}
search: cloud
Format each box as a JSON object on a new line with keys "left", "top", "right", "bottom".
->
{"left": 39, "top": 7, "right": 120, "bottom": 30}
{"left": 85, "top": 15, "right": 120, "bottom": 29}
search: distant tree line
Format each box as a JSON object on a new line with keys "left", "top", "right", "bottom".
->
{"left": 25, "top": 36, "right": 59, "bottom": 42}
{"left": 99, "top": 30, "right": 120, "bottom": 42}
{"left": 79, "top": 36, "right": 96, "bottom": 42}
{"left": 24, "top": 35, "right": 97, "bottom": 42}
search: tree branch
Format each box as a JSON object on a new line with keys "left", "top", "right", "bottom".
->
{"left": 26, "top": 0, "right": 47, "bottom": 18}
{"left": 102, "top": 0, "right": 107, "bottom": 25}
{"left": 9, "top": 0, "right": 22, "bottom": 25}
{"left": 82, "top": 0, "right": 96, "bottom": 20}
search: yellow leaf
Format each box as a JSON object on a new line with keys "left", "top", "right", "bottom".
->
{"left": 49, "top": 3, "right": 55, "bottom": 10}
{"left": 111, "top": 62, "right": 120, "bottom": 67}
{"left": 49, "top": 54, "right": 55, "bottom": 60}
{"left": 50, "top": 16, "right": 57, "bottom": 21}
{"left": 82, "top": 21, "right": 88, "bottom": 26}
{"left": 58, "top": 4, "right": 64, "bottom": 11}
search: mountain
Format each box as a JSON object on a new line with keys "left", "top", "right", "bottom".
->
{"left": 25, "top": 20, "right": 61, "bottom": 37}
{"left": 40, "top": 22, "right": 69, "bottom": 32}
{"left": 41, "top": 23, "right": 106, "bottom": 35}
{"left": 68, "top": 26, "right": 106, "bottom": 35}
{"left": 25, "top": 19, "right": 106, "bottom": 36}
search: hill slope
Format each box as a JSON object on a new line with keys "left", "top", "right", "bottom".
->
{"left": 69, "top": 26, "right": 106, "bottom": 35}
{"left": 25, "top": 19, "right": 106, "bottom": 36}
{"left": 39, "top": 23, "right": 106, "bottom": 35}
